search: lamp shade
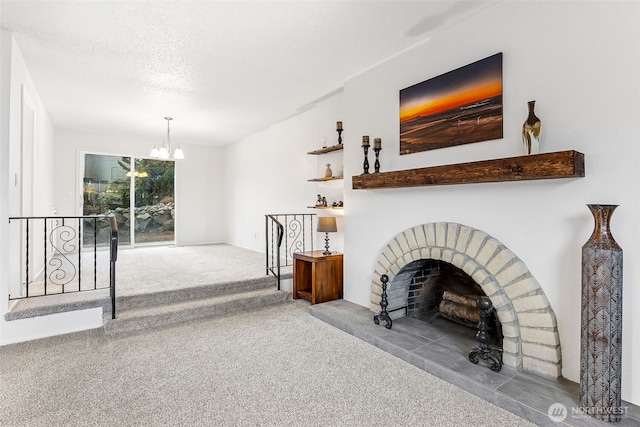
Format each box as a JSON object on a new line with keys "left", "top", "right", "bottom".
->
{"left": 173, "top": 147, "right": 185, "bottom": 159}
{"left": 158, "top": 146, "right": 169, "bottom": 159}
{"left": 317, "top": 217, "right": 337, "bottom": 233}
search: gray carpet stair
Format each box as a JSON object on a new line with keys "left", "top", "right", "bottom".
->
{"left": 103, "top": 274, "right": 290, "bottom": 335}
{"left": 5, "top": 289, "right": 111, "bottom": 321}
{"left": 104, "top": 287, "right": 290, "bottom": 335}
{"left": 116, "top": 275, "right": 278, "bottom": 311}
{"left": 6, "top": 273, "right": 291, "bottom": 335}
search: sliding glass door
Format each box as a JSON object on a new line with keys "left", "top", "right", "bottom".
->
{"left": 83, "top": 154, "right": 175, "bottom": 246}
{"left": 83, "top": 154, "right": 131, "bottom": 245}
{"left": 132, "top": 158, "right": 175, "bottom": 244}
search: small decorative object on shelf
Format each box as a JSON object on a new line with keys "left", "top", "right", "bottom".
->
{"left": 322, "top": 137, "right": 327, "bottom": 149}
{"left": 373, "top": 274, "right": 392, "bottom": 329}
{"left": 361, "top": 135, "right": 370, "bottom": 174}
{"left": 373, "top": 138, "right": 382, "bottom": 173}
{"left": 310, "top": 200, "right": 343, "bottom": 210}
{"left": 336, "top": 121, "right": 343, "bottom": 144}
{"left": 522, "top": 100, "right": 541, "bottom": 155}
{"left": 580, "top": 204, "right": 623, "bottom": 422}
{"left": 324, "top": 163, "right": 333, "bottom": 178}
{"left": 317, "top": 217, "right": 337, "bottom": 255}
{"left": 468, "top": 297, "right": 503, "bottom": 372}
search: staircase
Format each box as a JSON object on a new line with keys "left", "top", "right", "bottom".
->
{"left": 104, "top": 276, "right": 290, "bottom": 335}
{"left": 6, "top": 275, "right": 290, "bottom": 336}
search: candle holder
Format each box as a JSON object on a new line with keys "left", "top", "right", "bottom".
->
{"left": 361, "top": 136, "right": 370, "bottom": 175}
{"left": 336, "top": 122, "right": 343, "bottom": 144}
{"left": 361, "top": 145, "right": 370, "bottom": 174}
{"left": 374, "top": 147, "right": 381, "bottom": 173}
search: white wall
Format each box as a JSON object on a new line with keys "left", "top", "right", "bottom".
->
{"left": 6, "top": 34, "right": 56, "bottom": 218}
{"left": 224, "top": 93, "right": 344, "bottom": 253}
{"left": 0, "top": 31, "right": 84, "bottom": 345}
{"left": 341, "top": 1, "right": 639, "bottom": 404}
{"left": 54, "top": 129, "right": 227, "bottom": 246}
{"left": 175, "top": 142, "right": 228, "bottom": 245}
{"left": 1, "top": 30, "right": 13, "bottom": 344}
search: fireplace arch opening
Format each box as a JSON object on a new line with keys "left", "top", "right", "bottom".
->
{"left": 402, "top": 259, "right": 502, "bottom": 347}
{"left": 370, "top": 222, "right": 562, "bottom": 378}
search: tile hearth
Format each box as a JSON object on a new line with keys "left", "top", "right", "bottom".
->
{"left": 309, "top": 300, "right": 640, "bottom": 427}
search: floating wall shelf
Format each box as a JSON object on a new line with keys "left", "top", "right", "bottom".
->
{"left": 308, "top": 176, "right": 344, "bottom": 182}
{"left": 307, "top": 144, "right": 344, "bottom": 155}
{"left": 352, "top": 150, "right": 584, "bottom": 190}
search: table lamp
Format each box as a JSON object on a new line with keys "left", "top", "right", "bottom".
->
{"left": 317, "top": 217, "right": 337, "bottom": 255}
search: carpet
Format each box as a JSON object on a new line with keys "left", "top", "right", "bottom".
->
{"left": 0, "top": 301, "right": 533, "bottom": 426}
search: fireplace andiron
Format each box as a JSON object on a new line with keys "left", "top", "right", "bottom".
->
{"left": 373, "top": 274, "right": 392, "bottom": 329}
{"left": 468, "top": 297, "right": 502, "bottom": 372}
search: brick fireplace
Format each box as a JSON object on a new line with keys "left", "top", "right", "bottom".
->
{"left": 370, "top": 222, "right": 561, "bottom": 378}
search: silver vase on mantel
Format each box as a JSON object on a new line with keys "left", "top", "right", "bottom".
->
{"left": 580, "top": 204, "right": 623, "bottom": 422}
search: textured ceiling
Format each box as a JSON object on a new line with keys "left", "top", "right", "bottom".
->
{"left": 1, "top": 1, "right": 500, "bottom": 147}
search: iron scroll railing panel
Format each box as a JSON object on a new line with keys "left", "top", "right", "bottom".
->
{"left": 265, "top": 214, "right": 315, "bottom": 290}
{"left": 8, "top": 215, "right": 118, "bottom": 319}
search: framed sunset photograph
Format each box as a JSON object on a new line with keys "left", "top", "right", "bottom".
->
{"left": 399, "top": 53, "right": 503, "bottom": 155}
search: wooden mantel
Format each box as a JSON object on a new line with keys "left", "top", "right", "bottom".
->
{"left": 352, "top": 150, "right": 584, "bottom": 190}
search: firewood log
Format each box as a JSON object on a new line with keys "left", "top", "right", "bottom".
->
{"left": 442, "top": 291, "right": 482, "bottom": 308}
{"left": 438, "top": 299, "right": 480, "bottom": 323}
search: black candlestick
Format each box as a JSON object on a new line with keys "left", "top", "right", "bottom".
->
{"left": 374, "top": 147, "right": 381, "bottom": 173}
{"left": 373, "top": 274, "right": 392, "bottom": 329}
{"left": 362, "top": 145, "right": 370, "bottom": 174}
{"left": 337, "top": 129, "right": 343, "bottom": 145}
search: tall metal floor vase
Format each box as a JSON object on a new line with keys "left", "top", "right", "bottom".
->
{"left": 580, "top": 204, "right": 623, "bottom": 422}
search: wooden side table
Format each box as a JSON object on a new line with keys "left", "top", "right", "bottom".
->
{"left": 293, "top": 251, "right": 343, "bottom": 304}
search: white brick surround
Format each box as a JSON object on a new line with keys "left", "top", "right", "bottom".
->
{"left": 370, "top": 222, "right": 561, "bottom": 378}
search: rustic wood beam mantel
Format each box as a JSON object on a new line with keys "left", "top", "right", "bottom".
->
{"left": 352, "top": 150, "right": 584, "bottom": 190}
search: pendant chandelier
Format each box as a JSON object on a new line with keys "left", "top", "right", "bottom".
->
{"left": 150, "top": 117, "right": 184, "bottom": 160}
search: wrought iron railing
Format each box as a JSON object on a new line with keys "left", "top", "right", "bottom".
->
{"left": 8, "top": 215, "right": 118, "bottom": 319}
{"left": 265, "top": 213, "right": 315, "bottom": 290}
